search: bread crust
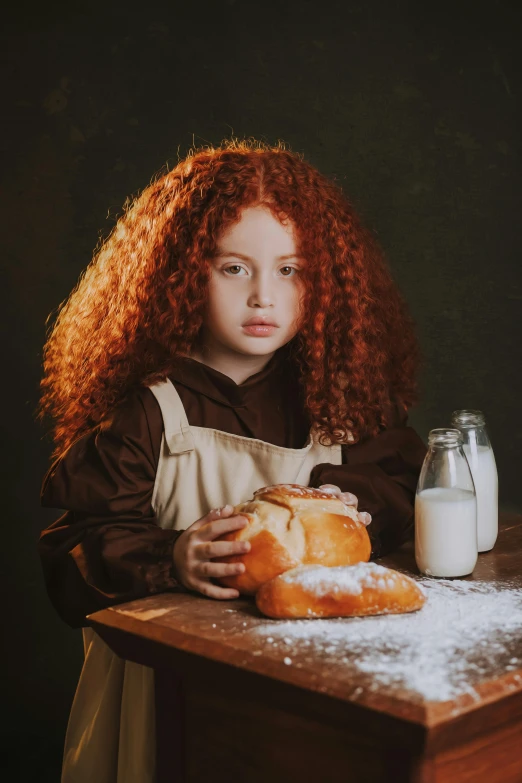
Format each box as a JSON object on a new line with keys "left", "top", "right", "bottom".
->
{"left": 255, "top": 563, "right": 427, "bottom": 619}
{"left": 216, "top": 484, "right": 371, "bottom": 595}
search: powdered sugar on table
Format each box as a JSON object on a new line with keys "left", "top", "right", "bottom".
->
{"left": 248, "top": 577, "right": 522, "bottom": 703}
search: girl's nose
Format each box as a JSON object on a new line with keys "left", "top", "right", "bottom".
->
{"left": 247, "top": 278, "right": 274, "bottom": 308}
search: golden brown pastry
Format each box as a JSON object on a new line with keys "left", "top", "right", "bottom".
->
{"left": 216, "top": 484, "right": 371, "bottom": 595}
{"left": 255, "top": 562, "right": 427, "bottom": 619}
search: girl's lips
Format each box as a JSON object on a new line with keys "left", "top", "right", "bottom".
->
{"left": 242, "top": 324, "right": 278, "bottom": 336}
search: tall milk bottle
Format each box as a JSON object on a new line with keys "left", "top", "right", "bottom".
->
{"left": 415, "top": 428, "right": 478, "bottom": 578}
{"left": 451, "top": 409, "right": 498, "bottom": 552}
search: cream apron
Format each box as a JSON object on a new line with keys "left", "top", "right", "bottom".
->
{"left": 62, "top": 377, "right": 342, "bottom": 782}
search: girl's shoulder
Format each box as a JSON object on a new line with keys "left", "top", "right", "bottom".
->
{"left": 99, "top": 384, "right": 164, "bottom": 443}
{"left": 40, "top": 385, "right": 165, "bottom": 511}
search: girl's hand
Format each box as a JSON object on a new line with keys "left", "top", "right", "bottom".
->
{"left": 172, "top": 505, "right": 251, "bottom": 599}
{"left": 318, "top": 483, "right": 372, "bottom": 527}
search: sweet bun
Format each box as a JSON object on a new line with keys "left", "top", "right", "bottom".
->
{"left": 216, "top": 484, "right": 371, "bottom": 595}
{"left": 255, "top": 562, "right": 427, "bottom": 619}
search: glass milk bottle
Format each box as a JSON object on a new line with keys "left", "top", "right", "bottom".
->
{"left": 451, "top": 409, "right": 498, "bottom": 552}
{"left": 415, "top": 428, "right": 477, "bottom": 578}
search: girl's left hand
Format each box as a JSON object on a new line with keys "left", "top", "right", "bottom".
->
{"left": 318, "top": 483, "right": 372, "bottom": 527}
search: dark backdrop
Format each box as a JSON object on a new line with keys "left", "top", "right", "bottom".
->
{"left": 2, "top": 0, "right": 520, "bottom": 779}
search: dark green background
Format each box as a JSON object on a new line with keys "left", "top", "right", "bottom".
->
{"left": 2, "top": 0, "right": 520, "bottom": 779}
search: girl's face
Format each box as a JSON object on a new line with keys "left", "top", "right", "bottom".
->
{"left": 203, "top": 206, "right": 305, "bottom": 360}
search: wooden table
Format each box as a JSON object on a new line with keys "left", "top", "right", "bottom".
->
{"left": 87, "top": 512, "right": 522, "bottom": 783}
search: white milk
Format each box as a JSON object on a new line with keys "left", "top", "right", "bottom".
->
{"left": 415, "top": 487, "right": 477, "bottom": 577}
{"left": 462, "top": 444, "right": 498, "bottom": 552}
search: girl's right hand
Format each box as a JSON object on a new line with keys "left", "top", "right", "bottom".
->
{"left": 172, "top": 505, "right": 251, "bottom": 600}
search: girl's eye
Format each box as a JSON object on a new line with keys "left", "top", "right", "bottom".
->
{"left": 280, "top": 266, "right": 297, "bottom": 277}
{"left": 224, "top": 265, "right": 246, "bottom": 276}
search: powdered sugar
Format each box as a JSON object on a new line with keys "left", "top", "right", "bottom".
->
{"left": 250, "top": 577, "right": 522, "bottom": 703}
{"left": 278, "top": 562, "right": 418, "bottom": 598}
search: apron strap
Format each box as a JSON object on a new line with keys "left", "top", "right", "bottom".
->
{"left": 147, "top": 378, "right": 195, "bottom": 455}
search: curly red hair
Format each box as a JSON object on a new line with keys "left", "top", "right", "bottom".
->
{"left": 38, "top": 137, "right": 422, "bottom": 460}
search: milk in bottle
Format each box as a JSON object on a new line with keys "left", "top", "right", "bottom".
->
{"left": 451, "top": 410, "right": 498, "bottom": 552}
{"left": 415, "top": 428, "right": 477, "bottom": 577}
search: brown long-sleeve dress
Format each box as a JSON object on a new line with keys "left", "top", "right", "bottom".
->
{"left": 38, "top": 349, "right": 427, "bottom": 628}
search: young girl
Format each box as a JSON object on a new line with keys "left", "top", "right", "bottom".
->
{"left": 38, "top": 138, "right": 427, "bottom": 782}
